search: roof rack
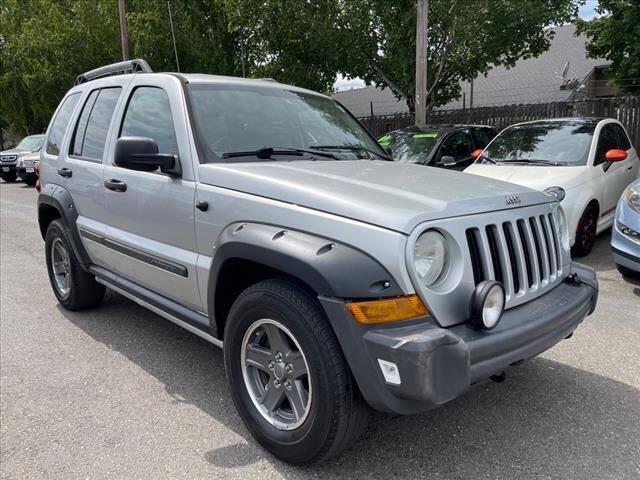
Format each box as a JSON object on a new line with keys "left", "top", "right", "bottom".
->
{"left": 74, "top": 59, "right": 152, "bottom": 86}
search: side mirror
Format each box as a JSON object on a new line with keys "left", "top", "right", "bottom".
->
{"left": 605, "top": 149, "right": 628, "bottom": 162}
{"left": 440, "top": 155, "right": 456, "bottom": 167}
{"left": 471, "top": 148, "right": 483, "bottom": 160}
{"left": 114, "top": 137, "right": 181, "bottom": 176}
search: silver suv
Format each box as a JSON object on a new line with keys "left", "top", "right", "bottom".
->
{"left": 1, "top": 133, "right": 44, "bottom": 183}
{"left": 38, "top": 61, "right": 598, "bottom": 464}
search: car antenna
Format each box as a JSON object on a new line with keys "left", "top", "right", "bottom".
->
{"left": 167, "top": 0, "right": 180, "bottom": 72}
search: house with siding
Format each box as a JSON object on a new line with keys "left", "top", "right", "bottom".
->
{"left": 333, "top": 24, "right": 616, "bottom": 118}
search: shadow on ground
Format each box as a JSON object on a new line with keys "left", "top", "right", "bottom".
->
{"left": 61, "top": 289, "right": 640, "bottom": 479}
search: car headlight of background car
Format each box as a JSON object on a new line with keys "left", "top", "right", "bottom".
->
{"left": 544, "top": 186, "right": 566, "bottom": 202}
{"left": 414, "top": 229, "right": 449, "bottom": 288}
{"left": 622, "top": 184, "right": 640, "bottom": 214}
{"left": 551, "top": 203, "right": 570, "bottom": 254}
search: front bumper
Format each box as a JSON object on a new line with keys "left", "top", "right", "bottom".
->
{"left": 320, "top": 262, "right": 598, "bottom": 415}
{"left": 17, "top": 166, "right": 36, "bottom": 180}
{"left": 1, "top": 164, "right": 17, "bottom": 174}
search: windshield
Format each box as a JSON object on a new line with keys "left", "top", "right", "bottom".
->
{"left": 482, "top": 122, "right": 595, "bottom": 166}
{"left": 379, "top": 131, "right": 438, "bottom": 164}
{"left": 187, "top": 84, "right": 386, "bottom": 162}
{"left": 16, "top": 135, "right": 44, "bottom": 151}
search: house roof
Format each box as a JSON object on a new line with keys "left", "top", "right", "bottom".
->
{"left": 333, "top": 24, "right": 610, "bottom": 117}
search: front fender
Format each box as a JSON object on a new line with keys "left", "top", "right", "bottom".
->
{"left": 207, "top": 222, "right": 404, "bottom": 323}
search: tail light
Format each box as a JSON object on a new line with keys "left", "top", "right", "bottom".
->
{"left": 35, "top": 161, "right": 41, "bottom": 192}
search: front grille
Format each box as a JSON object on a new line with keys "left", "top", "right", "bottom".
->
{"left": 465, "top": 212, "right": 563, "bottom": 304}
{"left": 0, "top": 155, "right": 17, "bottom": 164}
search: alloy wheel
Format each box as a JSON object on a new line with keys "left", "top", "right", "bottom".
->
{"left": 240, "top": 318, "right": 312, "bottom": 431}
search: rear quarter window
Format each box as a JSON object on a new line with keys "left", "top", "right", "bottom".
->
{"left": 45, "top": 93, "right": 81, "bottom": 156}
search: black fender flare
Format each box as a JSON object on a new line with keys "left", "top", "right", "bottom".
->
{"left": 37, "top": 183, "right": 92, "bottom": 267}
{"left": 207, "top": 222, "right": 404, "bottom": 327}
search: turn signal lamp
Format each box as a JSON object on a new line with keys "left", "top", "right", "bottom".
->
{"left": 347, "top": 295, "right": 428, "bottom": 325}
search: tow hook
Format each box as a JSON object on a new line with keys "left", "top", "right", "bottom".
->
{"left": 490, "top": 372, "right": 506, "bottom": 383}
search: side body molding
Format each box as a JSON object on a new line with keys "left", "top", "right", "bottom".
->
{"left": 207, "top": 222, "right": 404, "bottom": 329}
{"left": 37, "top": 184, "right": 92, "bottom": 267}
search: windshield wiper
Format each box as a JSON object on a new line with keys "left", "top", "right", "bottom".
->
{"left": 310, "top": 144, "right": 392, "bottom": 161}
{"left": 501, "top": 158, "right": 560, "bottom": 166}
{"left": 222, "top": 146, "right": 338, "bottom": 160}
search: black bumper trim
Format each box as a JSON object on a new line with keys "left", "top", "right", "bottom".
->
{"left": 320, "top": 263, "right": 598, "bottom": 415}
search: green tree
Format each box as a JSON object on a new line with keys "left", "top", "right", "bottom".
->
{"left": 576, "top": 0, "right": 640, "bottom": 95}
{"left": 337, "top": 0, "right": 582, "bottom": 112}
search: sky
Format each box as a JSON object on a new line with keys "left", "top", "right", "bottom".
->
{"left": 334, "top": 0, "right": 601, "bottom": 92}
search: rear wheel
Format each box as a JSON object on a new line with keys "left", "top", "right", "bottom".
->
{"left": 224, "top": 278, "right": 370, "bottom": 464}
{"left": 45, "top": 219, "right": 105, "bottom": 310}
{"left": 1, "top": 172, "right": 17, "bottom": 182}
{"left": 572, "top": 206, "right": 598, "bottom": 257}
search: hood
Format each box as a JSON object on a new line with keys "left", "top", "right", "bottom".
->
{"left": 464, "top": 164, "right": 588, "bottom": 191}
{"left": 0, "top": 148, "right": 36, "bottom": 157}
{"left": 198, "top": 160, "right": 551, "bottom": 234}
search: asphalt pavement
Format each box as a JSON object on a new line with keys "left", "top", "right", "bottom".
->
{"left": 1, "top": 180, "right": 639, "bottom": 479}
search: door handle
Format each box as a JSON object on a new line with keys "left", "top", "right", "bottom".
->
{"left": 57, "top": 168, "right": 72, "bottom": 178}
{"left": 104, "top": 178, "right": 127, "bottom": 192}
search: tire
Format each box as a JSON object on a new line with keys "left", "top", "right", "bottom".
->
{"left": 1, "top": 172, "right": 17, "bottom": 182}
{"left": 224, "top": 278, "right": 370, "bottom": 464}
{"left": 617, "top": 264, "right": 640, "bottom": 279}
{"left": 45, "top": 219, "right": 105, "bottom": 310}
{"left": 572, "top": 205, "right": 598, "bottom": 257}
{"left": 23, "top": 176, "right": 37, "bottom": 186}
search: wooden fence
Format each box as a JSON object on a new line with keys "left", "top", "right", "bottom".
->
{"left": 358, "top": 97, "right": 640, "bottom": 149}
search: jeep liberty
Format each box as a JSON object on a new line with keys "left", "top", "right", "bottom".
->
{"left": 38, "top": 60, "right": 599, "bottom": 464}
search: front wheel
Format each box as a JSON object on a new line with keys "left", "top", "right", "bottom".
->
{"left": 223, "top": 278, "right": 369, "bottom": 464}
{"left": 617, "top": 264, "right": 640, "bottom": 279}
{"left": 572, "top": 206, "right": 598, "bottom": 257}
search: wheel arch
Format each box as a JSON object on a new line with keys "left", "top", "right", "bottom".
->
{"left": 37, "top": 183, "right": 91, "bottom": 267}
{"left": 207, "top": 222, "right": 404, "bottom": 338}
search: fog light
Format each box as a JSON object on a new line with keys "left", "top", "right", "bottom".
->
{"left": 469, "top": 280, "right": 505, "bottom": 330}
{"left": 377, "top": 359, "right": 401, "bottom": 385}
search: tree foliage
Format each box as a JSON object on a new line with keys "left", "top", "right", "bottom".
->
{"left": 338, "top": 0, "right": 581, "bottom": 112}
{"left": 1, "top": 0, "right": 583, "bottom": 135}
{"left": 576, "top": 0, "right": 640, "bottom": 95}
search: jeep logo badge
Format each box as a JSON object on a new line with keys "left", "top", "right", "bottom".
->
{"left": 504, "top": 195, "right": 521, "bottom": 206}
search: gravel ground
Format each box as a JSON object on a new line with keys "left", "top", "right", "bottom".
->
{"left": 1, "top": 180, "right": 639, "bottom": 479}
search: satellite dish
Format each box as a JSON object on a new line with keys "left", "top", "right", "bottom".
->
{"left": 554, "top": 61, "right": 570, "bottom": 80}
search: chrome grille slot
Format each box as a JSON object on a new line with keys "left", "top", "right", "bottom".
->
{"left": 464, "top": 206, "right": 566, "bottom": 309}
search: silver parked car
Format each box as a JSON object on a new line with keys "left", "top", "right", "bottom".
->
{"left": 611, "top": 179, "right": 640, "bottom": 277}
{"left": 38, "top": 60, "right": 598, "bottom": 464}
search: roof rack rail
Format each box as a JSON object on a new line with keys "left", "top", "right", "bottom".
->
{"left": 74, "top": 59, "right": 152, "bottom": 86}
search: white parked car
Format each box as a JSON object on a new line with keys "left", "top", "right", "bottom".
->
{"left": 465, "top": 118, "right": 639, "bottom": 256}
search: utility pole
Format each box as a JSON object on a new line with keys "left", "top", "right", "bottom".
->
{"left": 414, "top": 0, "right": 428, "bottom": 127}
{"left": 118, "top": 0, "right": 130, "bottom": 61}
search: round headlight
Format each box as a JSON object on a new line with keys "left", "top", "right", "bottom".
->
{"left": 414, "top": 230, "right": 449, "bottom": 287}
{"left": 469, "top": 280, "right": 505, "bottom": 330}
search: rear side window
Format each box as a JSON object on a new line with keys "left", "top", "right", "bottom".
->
{"left": 72, "top": 88, "right": 121, "bottom": 161}
{"left": 120, "top": 87, "right": 177, "bottom": 155}
{"left": 46, "top": 93, "right": 80, "bottom": 156}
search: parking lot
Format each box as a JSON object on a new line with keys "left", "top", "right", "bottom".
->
{"left": 1, "top": 180, "right": 638, "bottom": 479}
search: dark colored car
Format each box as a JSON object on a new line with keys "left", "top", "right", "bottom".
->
{"left": 378, "top": 125, "right": 498, "bottom": 170}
